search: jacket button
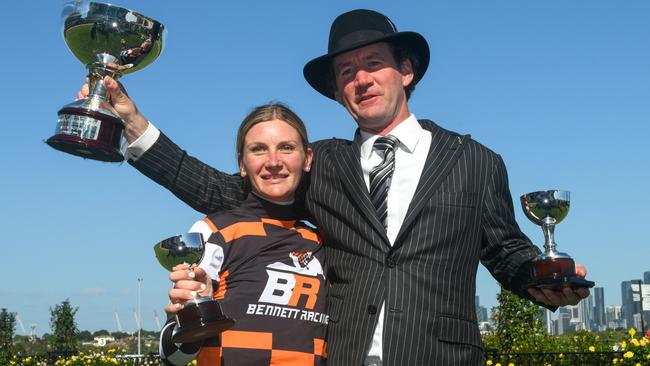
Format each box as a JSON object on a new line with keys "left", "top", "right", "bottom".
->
{"left": 386, "top": 257, "right": 396, "bottom": 268}
{"left": 367, "top": 305, "right": 377, "bottom": 315}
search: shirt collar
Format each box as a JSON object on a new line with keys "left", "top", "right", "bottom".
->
{"left": 359, "top": 114, "right": 424, "bottom": 159}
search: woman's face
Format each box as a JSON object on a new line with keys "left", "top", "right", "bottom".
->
{"left": 239, "top": 119, "right": 313, "bottom": 202}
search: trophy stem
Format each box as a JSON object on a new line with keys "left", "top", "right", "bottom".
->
{"left": 87, "top": 63, "right": 123, "bottom": 100}
{"left": 542, "top": 217, "right": 557, "bottom": 254}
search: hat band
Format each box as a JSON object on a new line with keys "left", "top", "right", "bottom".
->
{"left": 331, "top": 30, "right": 391, "bottom": 54}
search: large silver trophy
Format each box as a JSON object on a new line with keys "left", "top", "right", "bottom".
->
{"left": 47, "top": 1, "right": 165, "bottom": 162}
{"left": 520, "top": 190, "right": 594, "bottom": 289}
{"left": 154, "top": 233, "right": 235, "bottom": 343}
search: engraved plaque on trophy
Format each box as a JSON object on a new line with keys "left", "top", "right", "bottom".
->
{"left": 47, "top": 1, "right": 165, "bottom": 162}
{"left": 154, "top": 233, "right": 235, "bottom": 343}
{"left": 520, "top": 190, "right": 594, "bottom": 289}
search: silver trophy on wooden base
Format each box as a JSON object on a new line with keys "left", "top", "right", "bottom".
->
{"left": 154, "top": 233, "right": 235, "bottom": 343}
{"left": 47, "top": 1, "right": 165, "bottom": 162}
{"left": 520, "top": 190, "right": 595, "bottom": 289}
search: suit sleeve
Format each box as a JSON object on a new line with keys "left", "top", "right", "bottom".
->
{"left": 479, "top": 155, "right": 554, "bottom": 308}
{"left": 128, "top": 132, "right": 247, "bottom": 214}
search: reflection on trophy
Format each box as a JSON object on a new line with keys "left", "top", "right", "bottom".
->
{"left": 47, "top": 1, "right": 165, "bottom": 162}
{"left": 520, "top": 190, "right": 595, "bottom": 289}
{"left": 154, "top": 233, "right": 235, "bottom": 343}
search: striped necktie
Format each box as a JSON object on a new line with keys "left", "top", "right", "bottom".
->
{"left": 369, "top": 135, "right": 399, "bottom": 228}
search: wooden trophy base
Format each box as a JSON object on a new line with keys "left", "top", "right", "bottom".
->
{"left": 47, "top": 107, "right": 124, "bottom": 162}
{"left": 172, "top": 298, "right": 235, "bottom": 343}
{"left": 528, "top": 257, "right": 595, "bottom": 289}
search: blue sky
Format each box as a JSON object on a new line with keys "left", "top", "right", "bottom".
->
{"left": 1, "top": 1, "right": 648, "bottom": 335}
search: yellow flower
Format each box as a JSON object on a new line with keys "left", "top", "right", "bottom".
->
{"left": 495, "top": 363, "right": 502, "bottom": 366}
{"left": 621, "top": 341, "right": 627, "bottom": 349}
{"left": 486, "top": 361, "right": 493, "bottom": 366}
{"left": 635, "top": 363, "right": 641, "bottom": 366}
{"left": 508, "top": 363, "right": 515, "bottom": 366}
{"left": 588, "top": 346, "right": 595, "bottom": 352}
{"left": 629, "top": 328, "right": 637, "bottom": 337}
{"left": 612, "top": 358, "right": 618, "bottom": 364}
{"left": 632, "top": 338, "right": 640, "bottom": 346}
{"left": 559, "top": 353, "right": 564, "bottom": 358}
{"left": 624, "top": 351, "right": 634, "bottom": 358}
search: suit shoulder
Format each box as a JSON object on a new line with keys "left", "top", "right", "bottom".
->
{"left": 419, "top": 118, "right": 501, "bottom": 160}
{"left": 312, "top": 137, "right": 353, "bottom": 156}
{"left": 313, "top": 137, "right": 353, "bottom": 148}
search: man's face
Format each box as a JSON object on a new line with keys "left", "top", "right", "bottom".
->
{"left": 333, "top": 42, "right": 414, "bottom": 134}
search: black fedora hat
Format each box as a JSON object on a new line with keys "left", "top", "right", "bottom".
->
{"left": 303, "top": 9, "right": 430, "bottom": 100}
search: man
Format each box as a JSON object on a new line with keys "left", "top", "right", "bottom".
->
{"left": 89, "top": 9, "right": 588, "bottom": 365}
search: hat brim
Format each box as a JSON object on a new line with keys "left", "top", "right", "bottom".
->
{"left": 303, "top": 31, "right": 430, "bottom": 100}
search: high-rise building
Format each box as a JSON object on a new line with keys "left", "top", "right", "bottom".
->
{"left": 479, "top": 307, "right": 488, "bottom": 323}
{"left": 575, "top": 294, "right": 593, "bottom": 331}
{"left": 643, "top": 271, "right": 650, "bottom": 331}
{"left": 606, "top": 305, "right": 624, "bottom": 330}
{"left": 621, "top": 280, "right": 643, "bottom": 330}
{"left": 594, "top": 287, "right": 606, "bottom": 330}
{"left": 556, "top": 307, "right": 573, "bottom": 335}
{"left": 475, "top": 296, "right": 489, "bottom": 323}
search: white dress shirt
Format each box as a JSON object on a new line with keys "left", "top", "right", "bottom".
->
{"left": 359, "top": 114, "right": 432, "bottom": 361}
{"left": 125, "top": 122, "right": 160, "bottom": 161}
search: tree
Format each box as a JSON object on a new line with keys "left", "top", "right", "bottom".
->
{"left": 92, "top": 329, "right": 110, "bottom": 337}
{"left": 484, "top": 287, "right": 555, "bottom": 353}
{"left": 0, "top": 308, "right": 16, "bottom": 359}
{"left": 77, "top": 330, "right": 93, "bottom": 341}
{"left": 49, "top": 299, "right": 79, "bottom": 355}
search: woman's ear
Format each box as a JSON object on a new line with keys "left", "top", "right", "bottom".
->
{"left": 304, "top": 147, "right": 314, "bottom": 172}
{"left": 239, "top": 155, "right": 247, "bottom": 177}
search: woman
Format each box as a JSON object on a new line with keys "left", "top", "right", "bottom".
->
{"left": 158, "top": 103, "right": 327, "bottom": 366}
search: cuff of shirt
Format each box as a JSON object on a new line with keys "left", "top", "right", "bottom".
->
{"left": 125, "top": 121, "right": 160, "bottom": 161}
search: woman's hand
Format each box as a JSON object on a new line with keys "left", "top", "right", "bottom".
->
{"left": 165, "top": 263, "right": 214, "bottom": 315}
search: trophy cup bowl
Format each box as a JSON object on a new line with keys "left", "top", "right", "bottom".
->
{"left": 154, "top": 233, "right": 235, "bottom": 343}
{"left": 520, "top": 190, "right": 594, "bottom": 289}
{"left": 47, "top": 1, "right": 166, "bottom": 162}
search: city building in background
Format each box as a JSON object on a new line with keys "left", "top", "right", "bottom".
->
{"left": 593, "top": 287, "right": 606, "bottom": 331}
{"left": 475, "top": 269, "right": 650, "bottom": 335}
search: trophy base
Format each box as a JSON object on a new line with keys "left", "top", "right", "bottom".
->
{"left": 172, "top": 298, "right": 235, "bottom": 344}
{"left": 47, "top": 106, "right": 124, "bottom": 162}
{"left": 528, "top": 275, "right": 595, "bottom": 290}
{"left": 529, "top": 256, "right": 595, "bottom": 289}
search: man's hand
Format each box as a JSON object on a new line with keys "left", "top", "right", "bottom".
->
{"left": 76, "top": 76, "right": 149, "bottom": 143}
{"left": 527, "top": 263, "right": 590, "bottom": 306}
{"left": 165, "top": 263, "right": 214, "bottom": 315}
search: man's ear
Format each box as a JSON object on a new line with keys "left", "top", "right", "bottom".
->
{"left": 334, "top": 90, "right": 343, "bottom": 105}
{"left": 400, "top": 58, "right": 414, "bottom": 87}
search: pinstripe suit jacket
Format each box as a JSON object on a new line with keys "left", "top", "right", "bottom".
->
{"left": 131, "top": 119, "right": 541, "bottom": 366}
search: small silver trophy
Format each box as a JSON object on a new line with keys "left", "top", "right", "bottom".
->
{"left": 154, "top": 233, "right": 235, "bottom": 343}
{"left": 520, "top": 190, "right": 594, "bottom": 289}
{"left": 47, "top": 1, "right": 165, "bottom": 162}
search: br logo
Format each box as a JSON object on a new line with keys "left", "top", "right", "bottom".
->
{"left": 258, "top": 251, "right": 325, "bottom": 309}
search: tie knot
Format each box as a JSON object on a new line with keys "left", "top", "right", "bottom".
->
{"left": 373, "top": 135, "right": 399, "bottom": 152}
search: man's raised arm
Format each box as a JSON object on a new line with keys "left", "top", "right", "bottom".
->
{"left": 80, "top": 76, "right": 246, "bottom": 214}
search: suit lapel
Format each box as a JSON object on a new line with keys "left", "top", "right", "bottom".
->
{"left": 332, "top": 132, "right": 391, "bottom": 250}
{"left": 394, "top": 120, "right": 469, "bottom": 247}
